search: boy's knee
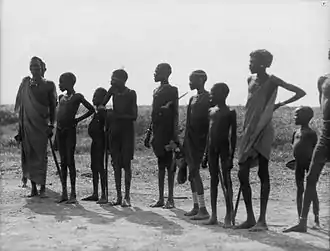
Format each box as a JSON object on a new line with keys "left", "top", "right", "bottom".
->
{"left": 306, "top": 173, "right": 318, "bottom": 187}
{"left": 238, "top": 167, "right": 248, "bottom": 183}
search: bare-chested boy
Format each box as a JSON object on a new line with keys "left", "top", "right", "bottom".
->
{"left": 183, "top": 70, "right": 210, "bottom": 220}
{"left": 236, "top": 49, "right": 305, "bottom": 231}
{"left": 82, "top": 87, "right": 108, "bottom": 204}
{"left": 56, "top": 72, "right": 94, "bottom": 203}
{"left": 284, "top": 49, "right": 330, "bottom": 233}
{"left": 203, "top": 83, "right": 237, "bottom": 227}
{"left": 290, "top": 106, "right": 320, "bottom": 229}
{"left": 144, "top": 63, "right": 179, "bottom": 209}
{"left": 101, "top": 69, "right": 137, "bottom": 207}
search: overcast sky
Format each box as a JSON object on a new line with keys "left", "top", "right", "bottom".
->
{"left": 1, "top": 0, "right": 329, "bottom": 106}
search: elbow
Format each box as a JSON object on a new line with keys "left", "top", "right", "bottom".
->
{"left": 297, "top": 89, "right": 306, "bottom": 99}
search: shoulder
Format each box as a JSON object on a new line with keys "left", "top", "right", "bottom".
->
{"left": 270, "top": 75, "right": 286, "bottom": 86}
{"left": 22, "top": 76, "right": 30, "bottom": 83}
{"left": 44, "top": 79, "right": 56, "bottom": 88}
{"left": 75, "top": 93, "right": 85, "bottom": 100}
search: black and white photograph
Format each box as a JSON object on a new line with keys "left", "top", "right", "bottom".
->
{"left": 0, "top": 0, "right": 329, "bottom": 250}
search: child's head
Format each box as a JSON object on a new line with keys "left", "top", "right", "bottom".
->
{"left": 92, "top": 87, "right": 107, "bottom": 106}
{"left": 154, "top": 63, "right": 172, "bottom": 83}
{"left": 189, "top": 70, "right": 207, "bottom": 91}
{"left": 210, "top": 82, "right": 229, "bottom": 106}
{"left": 111, "top": 69, "right": 128, "bottom": 90}
{"left": 249, "top": 49, "right": 273, "bottom": 74}
{"left": 59, "top": 72, "right": 76, "bottom": 92}
{"left": 294, "top": 106, "right": 314, "bottom": 126}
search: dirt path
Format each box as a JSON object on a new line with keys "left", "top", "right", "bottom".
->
{"left": 0, "top": 153, "right": 329, "bottom": 251}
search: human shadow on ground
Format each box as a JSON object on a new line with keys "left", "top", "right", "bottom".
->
{"left": 170, "top": 207, "right": 329, "bottom": 251}
{"left": 99, "top": 204, "right": 184, "bottom": 236}
{"left": 23, "top": 188, "right": 114, "bottom": 224}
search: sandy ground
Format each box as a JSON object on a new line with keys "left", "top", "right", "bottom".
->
{"left": 0, "top": 153, "right": 329, "bottom": 251}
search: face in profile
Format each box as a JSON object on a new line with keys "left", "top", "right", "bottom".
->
{"left": 154, "top": 65, "right": 168, "bottom": 82}
{"left": 189, "top": 74, "right": 201, "bottom": 91}
{"left": 210, "top": 86, "right": 226, "bottom": 106}
{"left": 294, "top": 107, "right": 311, "bottom": 125}
{"left": 92, "top": 90, "right": 105, "bottom": 106}
{"left": 249, "top": 57, "right": 263, "bottom": 74}
{"left": 110, "top": 76, "right": 124, "bottom": 90}
{"left": 59, "top": 77, "right": 72, "bottom": 92}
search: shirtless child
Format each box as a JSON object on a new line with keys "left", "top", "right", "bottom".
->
{"left": 101, "top": 69, "right": 137, "bottom": 207}
{"left": 203, "top": 83, "right": 237, "bottom": 227}
{"left": 145, "top": 63, "right": 179, "bottom": 209}
{"left": 284, "top": 49, "right": 330, "bottom": 233}
{"left": 82, "top": 88, "right": 108, "bottom": 204}
{"left": 56, "top": 72, "right": 94, "bottom": 203}
{"left": 290, "top": 106, "right": 320, "bottom": 229}
{"left": 183, "top": 70, "right": 210, "bottom": 220}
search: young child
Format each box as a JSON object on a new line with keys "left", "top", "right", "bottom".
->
{"left": 291, "top": 106, "right": 320, "bottom": 229}
{"left": 145, "top": 63, "right": 179, "bottom": 209}
{"left": 183, "top": 70, "right": 210, "bottom": 220}
{"left": 81, "top": 87, "right": 108, "bottom": 204}
{"left": 101, "top": 69, "right": 137, "bottom": 207}
{"left": 56, "top": 72, "right": 94, "bottom": 204}
{"left": 203, "top": 83, "right": 237, "bottom": 227}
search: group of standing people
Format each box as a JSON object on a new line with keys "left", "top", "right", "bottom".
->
{"left": 14, "top": 49, "right": 329, "bottom": 233}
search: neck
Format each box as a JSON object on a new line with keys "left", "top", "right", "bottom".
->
{"left": 32, "top": 75, "right": 42, "bottom": 81}
{"left": 216, "top": 101, "right": 227, "bottom": 108}
{"left": 197, "top": 87, "right": 205, "bottom": 94}
{"left": 300, "top": 124, "right": 310, "bottom": 129}
{"left": 160, "top": 79, "right": 169, "bottom": 85}
{"left": 66, "top": 89, "right": 75, "bottom": 95}
{"left": 257, "top": 71, "right": 269, "bottom": 80}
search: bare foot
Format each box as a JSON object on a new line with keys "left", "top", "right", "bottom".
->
{"left": 223, "top": 215, "right": 233, "bottom": 229}
{"left": 233, "top": 219, "right": 256, "bottom": 230}
{"left": 121, "top": 198, "right": 131, "bottom": 207}
{"left": 190, "top": 208, "right": 210, "bottom": 220}
{"left": 66, "top": 197, "right": 78, "bottom": 204}
{"left": 82, "top": 194, "right": 99, "bottom": 201}
{"left": 203, "top": 216, "right": 218, "bottom": 225}
{"left": 150, "top": 200, "right": 164, "bottom": 208}
{"left": 249, "top": 221, "right": 268, "bottom": 232}
{"left": 283, "top": 222, "right": 307, "bottom": 233}
{"left": 110, "top": 198, "right": 122, "bottom": 206}
{"left": 163, "top": 200, "right": 175, "bottom": 209}
{"left": 184, "top": 207, "right": 199, "bottom": 216}
{"left": 39, "top": 190, "right": 48, "bottom": 199}
{"left": 27, "top": 188, "right": 38, "bottom": 198}
{"left": 96, "top": 197, "right": 108, "bottom": 204}
{"left": 57, "top": 195, "right": 68, "bottom": 203}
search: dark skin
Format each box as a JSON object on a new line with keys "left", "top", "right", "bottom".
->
{"left": 235, "top": 55, "right": 306, "bottom": 231}
{"left": 203, "top": 84, "right": 237, "bottom": 227}
{"left": 292, "top": 107, "right": 319, "bottom": 228}
{"left": 104, "top": 74, "right": 137, "bottom": 207}
{"left": 148, "top": 63, "right": 178, "bottom": 209}
{"left": 183, "top": 73, "right": 210, "bottom": 220}
{"left": 57, "top": 77, "right": 94, "bottom": 204}
{"left": 81, "top": 89, "right": 108, "bottom": 204}
{"left": 283, "top": 50, "right": 330, "bottom": 233}
{"left": 16, "top": 59, "right": 56, "bottom": 197}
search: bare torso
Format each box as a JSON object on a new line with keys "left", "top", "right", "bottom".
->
{"left": 318, "top": 74, "right": 330, "bottom": 121}
{"left": 292, "top": 127, "right": 317, "bottom": 161}
{"left": 57, "top": 93, "right": 83, "bottom": 129}
{"left": 208, "top": 106, "right": 234, "bottom": 150}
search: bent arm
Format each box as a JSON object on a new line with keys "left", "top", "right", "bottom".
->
{"left": 76, "top": 95, "right": 95, "bottom": 123}
{"left": 273, "top": 76, "right": 306, "bottom": 107}
{"left": 48, "top": 82, "right": 57, "bottom": 125}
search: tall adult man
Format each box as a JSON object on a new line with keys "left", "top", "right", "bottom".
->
{"left": 15, "top": 57, "right": 57, "bottom": 198}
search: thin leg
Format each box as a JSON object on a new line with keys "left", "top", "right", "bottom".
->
{"left": 28, "top": 181, "right": 38, "bottom": 197}
{"left": 234, "top": 163, "right": 256, "bottom": 229}
{"left": 184, "top": 180, "right": 199, "bottom": 216}
{"left": 284, "top": 135, "right": 328, "bottom": 233}
{"left": 222, "top": 162, "right": 234, "bottom": 228}
{"left": 190, "top": 172, "right": 209, "bottom": 220}
{"left": 249, "top": 155, "right": 270, "bottom": 232}
{"left": 122, "top": 159, "right": 132, "bottom": 207}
